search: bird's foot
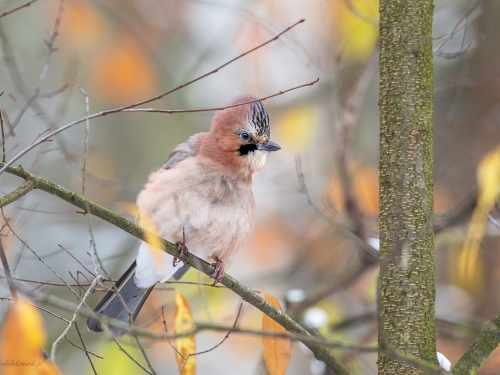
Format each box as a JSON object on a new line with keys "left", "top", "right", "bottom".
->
{"left": 173, "top": 228, "right": 189, "bottom": 267}
{"left": 211, "top": 257, "right": 225, "bottom": 285}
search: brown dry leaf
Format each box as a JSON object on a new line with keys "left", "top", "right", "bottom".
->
{"left": 262, "top": 293, "right": 291, "bottom": 375}
{"left": 0, "top": 300, "right": 60, "bottom": 375}
{"left": 173, "top": 291, "right": 196, "bottom": 375}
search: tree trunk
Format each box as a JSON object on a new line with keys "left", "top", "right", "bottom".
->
{"left": 378, "top": 0, "right": 437, "bottom": 374}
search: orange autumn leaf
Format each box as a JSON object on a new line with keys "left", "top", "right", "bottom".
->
{"left": 262, "top": 293, "right": 291, "bottom": 375}
{"left": 0, "top": 300, "right": 59, "bottom": 375}
{"left": 329, "top": 163, "right": 451, "bottom": 217}
{"left": 329, "top": 164, "right": 379, "bottom": 217}
{"left": 57, "top": 0, "right": 107, "bottom": 50}
{"left": 91, "top": 35, "right": 157, "bottom": 104}
{"left": 173, "top": 291, "right": 196, "bottom": 375}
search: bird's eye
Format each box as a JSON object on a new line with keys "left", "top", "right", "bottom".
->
{"left": 239, "top": 132, "right": 250, "bottom": 142}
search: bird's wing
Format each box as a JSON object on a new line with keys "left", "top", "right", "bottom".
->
{"left": 161, "top": 133, "right": 203, "bottom": 169}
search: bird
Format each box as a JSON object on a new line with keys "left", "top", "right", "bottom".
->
{"left": 87, "top": 95, "right": 280, "bottom": 335}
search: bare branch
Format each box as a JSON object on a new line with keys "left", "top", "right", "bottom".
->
{"left": 0, "top": 235, "right": 17, "bottom": 299}
{"left": 0, "top": 0, "right": 39, "bottom": 19}
{"left": 0, "top": 78, "right": 318, "bottom": 177}
{"left": 433, "top": 0, "right": 482, "bottom": 58}
{"left": 120, "top": 79, "right": 319, "bottom": 115}
{"left": 3, "top": 163, "right": 351, "bottom": 375}
{"left": 79, "top": 87, "right": 90, "bottom": 196}
{"left": 50, "top": 276, "right": 102, "bottom": 362}
{"left": 10, "top": 0, "right": 65, "bottom": 129}
{"left": 452, "top": 310, "right": 500, "bottom": 375}
{"left": 74, "top": 323, "right": 99, "bottom": 375}
{"left": 112, "top": 18, "right": 305, "bottom": 111}
{"left": 58, "top": 244, "right": 96, "bottom": 277}
{"left": 0, "top": 16, "right": 312, "bottom": 176}
{"left": 1, "top": 110, "right": 5, "bottom": 163}
{"left": 0, "top": 180, "right": 36, "bottom": 208}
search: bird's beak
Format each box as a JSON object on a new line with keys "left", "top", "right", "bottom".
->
{"left": 257, "top": 140, "right": 281, "bottom": 152}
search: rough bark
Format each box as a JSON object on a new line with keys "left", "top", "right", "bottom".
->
{"left": 378, "top": 0, "right": 437, "bottom": 373}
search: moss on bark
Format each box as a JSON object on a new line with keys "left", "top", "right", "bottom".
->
{"left": 378, "top": 0, "right": 437, "bottom": 373}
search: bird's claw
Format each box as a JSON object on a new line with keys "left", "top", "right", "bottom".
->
{"left": 211, "top": 258, "right": 225, "bottom": 286}
{"left": 173, "top": 229, "right": 189, "bottom": 267}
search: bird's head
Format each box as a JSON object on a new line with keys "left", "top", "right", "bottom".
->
{"left": 206, "top": 95, "right": 281, "bottom": 176}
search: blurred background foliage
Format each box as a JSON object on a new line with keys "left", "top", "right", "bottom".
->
{"left": 0, "top": 0, "right": 499, "bottom": 374}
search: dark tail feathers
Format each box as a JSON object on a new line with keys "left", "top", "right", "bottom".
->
{"left": 86, "top": 261, "right": 154, "bottom": 336}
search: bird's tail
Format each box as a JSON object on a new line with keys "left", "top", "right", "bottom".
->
{"left": 86, "top": 261, "right": 154, "bottom": 336}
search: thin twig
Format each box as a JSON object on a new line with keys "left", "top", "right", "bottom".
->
{"left": 0, "top": 296, "right": 67, "bottom": 323}
{"left": 121, "top": 79, "right": 319, "bottom": 114}
{"left": 79, "top": 87, "right": 89, "bottom": 196}
{"left": 433, "top": 0, "right": 482, "bottom": 57}
{"left": 178, "top": 303, "right": 243, "bottom": 374}
{"left": 0, "top": 297, "right": 101, "bottom": 363}
{"left": 0, "top": 236, "right": 17, "bottom": 299}
{"left": 77, "top": 90, "right": 154, "bottom": 373}
{"left": 64, "top": 333, "right": 103, "bottom": 359}
{"left": 10, "top": 0, "right": 65, "bottom": 129}
{"left": 59, "top": 244, "right": 96, "bottom": 277}
{"left": 1, "top": 208, "right": 153, "bottom": 374}
{"left": 0, "top": 275, "right": 106, "bottom": 288}
{"left": 296, "top": 157, "right": 379, "bottom": 262}
{"left": 74, "top": 323, "right": 99, "bottom": 374}
{"left": 162, "top": 307, "right": 186, "bottom": 361}
{"left": 113, "top": 18, "right": 305, "bottom": 112}
{"left": 50, "top": 276, "right": 101, "bottom": 362}
{"left": 38, "top": 83, "right": 69, "bottom": 98}
{"left": 3, "top": 164, "right": 351, "bottom": 375}
{"left": 0, "top": 0, "right": 39, "bottom": 19}
{"left": 0, "top": 78, "right": 319, "bottom": 176}
{"left": 0, "top": 110, "right": 5, "bottom": 163}
{"left": 29, "top": 126, "right": 53, "bottom": 146}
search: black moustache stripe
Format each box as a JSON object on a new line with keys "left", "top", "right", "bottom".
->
{"left": 239, "top": 144, "right": 258, "bottom": 155}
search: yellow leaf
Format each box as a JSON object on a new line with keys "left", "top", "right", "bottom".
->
{"left": 114, "top": 201, "right": 140, "bottom": 219}
{"left": 459, "top": 147, "right": 500, "bottom": 280}
{"left": 0, "top": 300, "right": 60, "bottom": 375}
{"left": 262, "top": 293, "right": 291, "bottom": 375}
{"left": 138, "top": 211, "right": 166, "bottom": 270}
{"left": 331, "top": 0, "right": 379, "bottom": 62}
{"left": 173, "top": 291, "right": 196, "bottom": 375}
{"left": 477, "top": 147, "right": 500, "bottom": 210}
{"left": 274, "top": 105, "right": 319, "bottom": 152}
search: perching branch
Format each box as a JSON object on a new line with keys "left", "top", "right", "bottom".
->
{"left": 1, "top": 163, "right": 351, "bottom": 375}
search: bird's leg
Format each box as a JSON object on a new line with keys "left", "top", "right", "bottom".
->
{"left": 211, "top": 256, "right": 225, "bottom": 285}
{"left": 173, "top": 228, "right": 189, "bottom": 267}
